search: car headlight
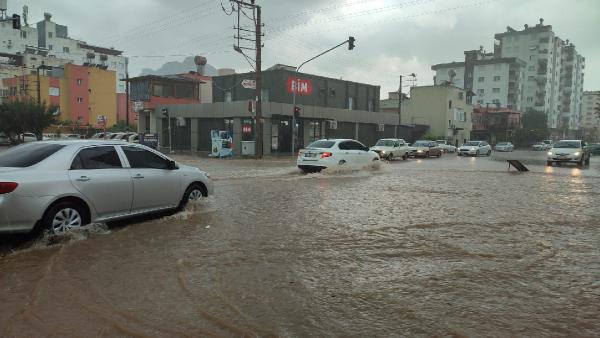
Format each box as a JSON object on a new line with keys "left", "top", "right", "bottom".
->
{"left": 574, "top": 152, "right": 580, "bottom": 156}
{"left": 381, "top": 151, "right": 386, "bottom": 154}
{"left": 470, "top": 147, "right": 476, "bottom": 151}
{"left": 547, "top": 152, "right": 553, "bottom": 156}
{"left": 416, "top": 150, "right": 423, "bottom": 153}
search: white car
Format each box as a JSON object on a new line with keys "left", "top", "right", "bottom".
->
{"left": 547, "top": 140, "right": 591, "bottom": 167}
{"left": 20, "top": 133, "right": 38, "bottom": 143}
{"left": 541, "top": 140, "right": 553, "bottom": 150}
{"left": 297, "top": 139, "right": 380, "bottom": 173}
{"left": 532, "top": 142, "right": 546, "bottom": 151}
{"left": 435, "top": 140, "right": 457, "bottom": 153}
{"left": 494, "top": 142, "right": 514, "bottom": 152}
{"left": 458, "top": 141, "right": 492, "bottom": 156}
{"left": 370, "top": 138, "right": 410, "bottom": 160}
{"left": 128, "top": 134, "right": 140, "bottom": 143}
{"left": 0, "top": 140, "right": 213, "bottom": 234}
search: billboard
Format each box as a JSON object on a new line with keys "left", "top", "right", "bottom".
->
{"left": 287, "top": 77, "right": 313, "bottom": 96}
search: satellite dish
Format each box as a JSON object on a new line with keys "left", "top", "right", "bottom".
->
{"left": 448, "top": 69, "right": 457, "bottom": 84}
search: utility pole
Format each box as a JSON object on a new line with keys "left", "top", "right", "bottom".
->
{"left": 255, "top": 5, "right": 263, "bottom": 158}
{"left": 228, "top": 0, "right": 264, "bottom": 158}
{"left": 397, "top": 73, "right": 416, "bottom": 137}
{"left": 125, "top": 58, "right": 130, "bottom": 129}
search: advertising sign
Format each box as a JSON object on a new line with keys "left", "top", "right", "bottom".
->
{"left": 287, "top": 77, "right": 313, "bottom": 96}
{"left": 241, "top": 79, "right": 256, "bottom": 89}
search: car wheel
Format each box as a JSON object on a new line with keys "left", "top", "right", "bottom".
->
{"left": 387, "top": 153, "right": 394, "bottom": 161}
{"left": 437, "top": 151, "right": 442, "bottom": 158}
{"left": 487, "top": 150, "right": 491, "bottom": 156}
{"left": 402, "top": 153, "right": 408, "bottom": 160}
{"left": 577, "top": 157, "right": 584, "bottom": 168}
{"left": 585, "top": 156, "right": 590, "bottom": 165}
{"left": 425, "top": 151, "right": 429, "bottom": 158}
{"left": 43, "top": 201, "right": 87, "bottom": 234}
{"left": 179, "top": 183, "right": 207, "bottom": 210}
{"left": 547, "top": 161, "right": 553, "bottom": 167}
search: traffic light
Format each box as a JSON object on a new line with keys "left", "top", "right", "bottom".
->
{"left": 162, "top": 108, "right": 168, "bottom": 117}
{"left": 348, "top": 36, "right": 355, "bottom": 50}
{"left": 12, "top": 14, "right": 21, "bottom": 30}
{"left": 293, "top": 106, "right": 301, "bottom": 119}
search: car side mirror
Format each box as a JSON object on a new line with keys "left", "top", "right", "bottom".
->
{"left": 167, "top": 160, "right": 178, "bottom": 170}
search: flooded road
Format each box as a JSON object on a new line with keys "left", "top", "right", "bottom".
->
{"left": 1, "top": 153, "right": 600, "bottom": 337}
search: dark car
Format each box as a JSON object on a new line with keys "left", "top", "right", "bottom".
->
{"left": 588, "top": 143, "right": 600, "bottom": 155}
{"left": 411, "top": 140, "right": 443, "bottom": 158}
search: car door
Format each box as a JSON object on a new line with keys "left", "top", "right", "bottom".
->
{"left": 349, "top": 141, "right": 372, "bottom": 167}
{"left": 121, "top": 145, "right": 181, "bottom": 213}
{"left": 337, "top": 141, "right": 356, "bottom": 165}
{"left": 68, "top": 146, "right": 134, "bottom": 219}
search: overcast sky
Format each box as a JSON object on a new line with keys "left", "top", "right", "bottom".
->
{"left": 7, "top": 0, "right": 599, "bottom": 95}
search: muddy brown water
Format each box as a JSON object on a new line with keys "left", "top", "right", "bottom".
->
{"left": 1, "top": 153, "right": 599, "bottom": 337}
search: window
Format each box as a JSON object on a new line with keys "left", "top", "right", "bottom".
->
{"left": 224, "top": 90, "right": 232, "bottom": 102}
{"left": 339, "top": 141, "right": 368, "bottom": 151}
{"left": 48, "top": 32, "right": 53, "bottom": 38}
{"left": 477, "top": 89, "right": 485, "bottom": 95}
{"left": 477, "top": 99, "right": 484, "bottom": 104}
{"left": 492, "top": 99, "right": 500, "bottom": 105}
{"left": 48, "top": 44, "right": 53, "bottom": 50}
{"left": 348, "top": 97, "right": 354, "bottom": 110}
{"left": 20, "top": 30, "right": 27, "bottom": 38}
{"left": 0, "top": 144, "right": 64, "bottom": 168}
{"left": 494, "top": 76, "right": 501, "bottom": 81}
{"left": 63, "top": 47, "right": 69, "bottom": 53}
{"left": 478, "top": 77, "right": 485, "bottom": 83}
{"left": 493, "top": 88, "right": 500, "bottom": 93}
{"left": 77, "top": 79, "right": 82, "bottom": 85}
{"left": 458, "top": 92, "right": 464, "bottom": 100}
{"left": 71, "top": 147, "right": 122, "bottom": 169}
{"left": 308, "top": 140, "right": 335, "bottom": 148}
{"left": 122, "top": 146, "right": 169, "bottom": 169}
{"left": 77, "top": 97, "right": 83, "bottom": 103}
{"left": 527, "top": 97, "right": 534, "bottom": 102}
{"left": 448, "top": 100, "right": 452, "bottom": 109}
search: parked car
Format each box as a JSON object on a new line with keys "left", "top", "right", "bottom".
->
{"left": 91, "top": 133, "right": 106, "bottom": 139}
{"left": 541, "top": 139, "right": 553, "bottom": 150}
{"left": 128, "top": 134, "right": 140, "bottom": 143}
{"left": 532, "top": 142, "right": 546, "bottom": 151}
{"left": 0, "top": 140, "right": 213, "bottom": 234}
{"left": 458, "top": 140, "right": 492, "bottom": 156}
{"left": 588, "top": 143, "right": 600, "bottom": 156}
{"left": 411, "top": 140, "right": 443, "bottom": 158}
{"left": 0, "top": 133, "right": 10, "bottom": 146}
{"left": 435, "top": 140, "right": 457, "bottom": 153}
{"left": 494, "top": 142, "right": 514, "bottom": 152}
{"left": 119, "top": 132, "right": 136, "bottom": 141}
{"left": 370, "top": 138, "right": 410, "bottom": 160}
{"left": 297, "top": 139, "right": 380, "bottom": 173}
{"left": 20, "top": 133, "right": 38, "bottom": 143}
{"left": 42, "top": 133, "right": 57, "bottom": 141}
{"left": 547, "top": 140, "right": 591, "bottom": 167}
{"left": 109, "top": 132, "right": 127, "bottom": 140}
{"left": 61, "top": 134, "right": 83, "bottom": 140}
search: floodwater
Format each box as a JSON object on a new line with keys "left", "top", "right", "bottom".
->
{"left": 1, "top": 152, "right": 599, "bottom": 337}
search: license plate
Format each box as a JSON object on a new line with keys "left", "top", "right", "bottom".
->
{"left": 304, "top": 153, "right": 317, "bottom": 158}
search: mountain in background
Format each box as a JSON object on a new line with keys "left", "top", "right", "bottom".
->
{"left": 139, "top": 56, "right": 218, "bottom": 76}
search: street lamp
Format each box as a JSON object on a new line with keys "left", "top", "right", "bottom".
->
{"left": 397, "top": 73, "right": 416, "bottom": 133}
{"left": 291, "top": 37, "right": 356, "bottom": 156}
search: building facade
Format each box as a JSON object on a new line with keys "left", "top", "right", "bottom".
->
{"left": 389, "top": 85, "right": 473, "bottom": 146}
{"left": 138, "top": 68, "right": 400, "bottom": 155}
{"left": 581, "top": 91, "right": 600, "bottom": 141}
{"left": 471, "top": 106, "right": 522, "bottom": 144}
{"left": 2, "top": 63, "right": 118, "bottom": 128}
{"left": 432, "top": 48, "right": 526, "bottom": 111}
{"left": 495, "top": 19, "right": 585, "bottom": 136}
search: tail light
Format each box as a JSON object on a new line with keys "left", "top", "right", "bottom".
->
{"left": 320, "top": 152, "right": 333, "bottom": 159}
{"left": 0, "top": 182, "right": 18, "bottom": 195}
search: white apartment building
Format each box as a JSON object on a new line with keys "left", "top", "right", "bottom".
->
{"left": 0, "top": 5, "right": 127, "bottom": 94}
{"left": 495, "top": 18, "right": 585, "bottom": 135}
{"left": 432, "top": 48, "right": 526, "bottom": 111}
{"left": 581, "top": 91, "right": 600, "bottom": 141}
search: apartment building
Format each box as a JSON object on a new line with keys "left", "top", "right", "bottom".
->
{"left": 581, "top": 91, "right": 600, "bottom": 141}
{"left": 432, "top": 47, "right": 526, "bottom": 111}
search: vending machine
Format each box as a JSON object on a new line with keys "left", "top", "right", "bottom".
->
{"left": 210, "top": 130, "right": 233, "bottom": 158}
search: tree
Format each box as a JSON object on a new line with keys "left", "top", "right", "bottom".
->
{"left": 511, "top": 109, "right": 549, "bottom": 148}
{"left": 0, "top": 98, "right": 57, "bottom": 142}
{"left": 108, "top": 120, "right": 136, "bottom": 132}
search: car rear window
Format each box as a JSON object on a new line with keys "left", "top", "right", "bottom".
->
{"left": 307, "top": 140, "right": 335, "bottom": 148}
{"left": 0, "top": 143, "right": 65, "bottom": 167}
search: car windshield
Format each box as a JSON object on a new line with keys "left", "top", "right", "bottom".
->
{"left": 0, "top": 143, "right": 65, "bottom": 167}
{"left": 464, "top": 141, "right": 480, "bottom": 146}
{"left": 435, "top": 140, "right": 445, "bottom": 144}
{"left": 413, "top": 141, "right": 430, "bottom": 147}
{"left": 497, "top": 142, "right": 509, "bottom": 146}
{"left": 307, "top": 140, "right": 335, "bottom": 149}
{"left": 553, "top": 141, "right": 580, "bottom": 148}
{"left": 375, "top": 140, "right": 395, "bottom": 147}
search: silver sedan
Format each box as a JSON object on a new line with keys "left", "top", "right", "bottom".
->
{"left": 0, "top": 141, "right": 213, "bottom": 234}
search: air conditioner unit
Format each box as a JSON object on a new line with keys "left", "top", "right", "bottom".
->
{"left": 328, "top": 120, "right": 337, "bottom": 130}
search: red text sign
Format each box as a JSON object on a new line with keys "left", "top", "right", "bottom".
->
{"left": 287, "top": 77, "right": 313, "bottom": 96}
